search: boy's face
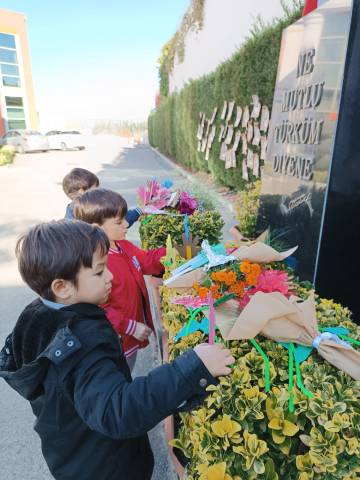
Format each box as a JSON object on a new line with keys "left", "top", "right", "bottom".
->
{"left": 101, "top": 216, "right": 129, "bottom": 242}
{"left": 69, "top": 248, "right": 113, "bottom": 305}
{"left": 69, "top": 183, "right": 97, "bottom": 200}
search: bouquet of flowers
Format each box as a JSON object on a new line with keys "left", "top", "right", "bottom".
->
{"left": 138, "top": 179, "right": 223, "bottom": 250}
{"left": 137, "top": 178, "right": 198, "bottom": 214}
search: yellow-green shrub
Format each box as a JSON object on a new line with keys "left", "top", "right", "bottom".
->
{"left": 0, "top": 145, "right": 16, "bottom": 166}
{"left": 234, "top": 180, "right": 261, "bottom": 239}
{"left": 139, "top": 210, "right": 224, "bottom": 249}
{"left": 160, "top": 279, "right": 360, "bottom": 479}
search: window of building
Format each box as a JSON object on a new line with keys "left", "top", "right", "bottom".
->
{"left": 0, "top": 33, "right": 16, "bottom": 49}
{"left": 0, "top": 64, "right": 19, "bottom": 76}
{"left": 8, "top": 119, "right": 26, "bottom": 130}
{"left": 2, "top": 76, "right": 21, "bottom": 87}
{"left": 0, "top": 48, "right": 17, "bottom": 64}
{"left": 5, "top": 96, "right": 23, "bottom": 107}
{"left": 6, "top": 107, "right": 25, "bottom": 119}
{"left": 0, "top": 34, "right": 20, "bottom": 88}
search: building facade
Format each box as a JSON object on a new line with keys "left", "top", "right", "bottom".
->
{"left": 0, "top": 9, "right": 38, "bottom": 135}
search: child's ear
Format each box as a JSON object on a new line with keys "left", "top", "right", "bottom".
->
{"left": 51, "top": 278, "right": 74, "bottom": 302}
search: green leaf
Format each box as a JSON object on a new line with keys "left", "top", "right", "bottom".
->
{"left": 253, "top": 459, "right": 265, "bottom": 474}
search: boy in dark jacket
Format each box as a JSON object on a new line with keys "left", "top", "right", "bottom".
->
{"left": 0, "top": 220, "right": 234, "bottom": 480}
{"left": 62, "top": 167, "right": 142, "bottom": 227}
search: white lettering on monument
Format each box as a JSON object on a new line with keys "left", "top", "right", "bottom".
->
{"left": 272, "top": 48, "right": 325, "bottom": 182}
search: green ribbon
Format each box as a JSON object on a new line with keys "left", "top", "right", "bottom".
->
{"left": 141, "top": 214, "right": 155, "bottom": 225}
{"left": 288, "top": 343, "right": 295, "bottom": 413}
{"left": 289, "top": 343, "right": 313, "bottom": 400}
{"left": 249, "top": 339, "right": 271, "bottom": 392}
{"left": 339, "top": 335, "right": 360, "bottom": 346}
{"left": 185, "top": 306, "right": 208, "bottom": 336}
{"left": 281, "top": 343, "right": 313, "bottom": 411}
{"left": 246, "top": 339, "right": 313, "bottom": 411}
{"left": 214, "top": 293, "right": 235, "bottom": 306}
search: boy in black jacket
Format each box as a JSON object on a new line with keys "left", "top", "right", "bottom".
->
{"left": 0, "top": 220, "right": 234, "bottom": 480}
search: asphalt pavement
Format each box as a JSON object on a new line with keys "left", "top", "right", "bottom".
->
{"left": 0, "top": 135, "right": 235, "bottom": 479}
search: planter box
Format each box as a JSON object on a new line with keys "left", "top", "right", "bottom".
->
{"left": 148, "top": 276, "right": 163, "bottom": 325}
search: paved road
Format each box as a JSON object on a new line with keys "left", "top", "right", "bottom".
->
{"left": 0, "top": 135, "right": 235, "bottom": 479}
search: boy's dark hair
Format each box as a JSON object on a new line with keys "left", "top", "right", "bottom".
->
{"left": 16, "top": 220, "right": 109, "bottom": 301}
{"left": 73, "top": 188, "right": 128, "bottom": 225}
{"left": 62, "top": 168, "right": 99, "bottom": 198}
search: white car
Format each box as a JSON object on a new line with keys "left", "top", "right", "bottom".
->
{"left": 45, "top": 130, "right": 86, "bottom": 151}
{"left": 0, "top": 130, "right": 49, "bottom": 153}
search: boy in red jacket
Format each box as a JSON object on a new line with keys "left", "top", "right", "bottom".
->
{"left": 74, "top": 188, "right": 165, "bottom": 370}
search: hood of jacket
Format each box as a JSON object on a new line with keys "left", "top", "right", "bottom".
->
{"left": 0, "top": 298, "right": 105, "bottom": 400}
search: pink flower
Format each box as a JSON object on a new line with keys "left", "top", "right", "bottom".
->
{"left": 138, "top": 180, "right": 171, "bottom": 208}
{"left": 240, "top": 270, "right": 290, "bottom": 308}
{"left": 255, "top": 270, "right": 289, "bottom": 294}
{"left": 179, "top": 191, "right": 198, "bottom": 215}
{"left": 171, "top": 295, "right": 208, "bottom": 309}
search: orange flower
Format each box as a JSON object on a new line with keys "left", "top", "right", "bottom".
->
{"left": 240, "top": 260, "right": 251, "bottom": 274}
{"left": 229, "top": 281, "right": 245, "bottom": 297}
{"left": 210, "top": 285, "right": 221, "bottom": 300}
{"left": 250, "top": 263, "right": 261, "bottom": 276}
{"left": 245, "top": 274, "right": 258, "bottom": 286}
{"left": 198, "top": 287, "right": 209, "bottom": 299}
{"left": 211, "top": 272, "right": 219, "bottom": 281}
{"left": 224, "top": 271, "right": 237, "bottom": 286}
{"left": 193, "top": 282, "right": 200, "bottom": 291}
{"left": 217, "top": 270, "right": 227, "bottom": 283}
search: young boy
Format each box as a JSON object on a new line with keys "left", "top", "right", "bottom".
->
{"left": 73, "top": 188, "right": 164, "bottom": 370}
{"left": 0, "top": 220, "right": 234, "bottom": 480}
{"left": 62, "top": 167, "right": 142, "bottom": 227}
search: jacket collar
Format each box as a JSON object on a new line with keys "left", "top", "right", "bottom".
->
{"left": 61, "top": 303, "right": 106, "bottom": 319}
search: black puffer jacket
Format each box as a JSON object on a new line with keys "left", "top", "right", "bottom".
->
{"left": 0, "top": 299, "right": 215, "bottom": 480}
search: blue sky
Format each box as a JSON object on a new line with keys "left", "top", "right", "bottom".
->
{"left": 0, "top": 0, "right": 189, "bottom": 128}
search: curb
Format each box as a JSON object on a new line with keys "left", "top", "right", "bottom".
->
{"left": 149, "top": 145, "right": 236, "bottom": 216}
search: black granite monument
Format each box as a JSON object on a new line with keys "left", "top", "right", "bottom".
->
{"left": 258, "top": 0, "right": 360, "bottom": 321}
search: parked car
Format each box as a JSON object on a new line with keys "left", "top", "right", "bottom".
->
{"left": 45, "top": 130, "right": 86, "bottom": 150}
{"left": 0, "top": 130, "right": 49, "bottom": 153}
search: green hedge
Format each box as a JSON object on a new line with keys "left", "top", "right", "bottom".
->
{"left": 0, "top": 145, "right": 16, "bottom": 166}
{"left": 149, "top": 8, "right": 302, "bottom": 191}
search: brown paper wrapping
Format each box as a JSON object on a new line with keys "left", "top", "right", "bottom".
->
{"left": 232, "top": 242, "right": 298, "bottom": 263}
{"left": 229, "top": 228, "right": 268, "bottom": 246}
{"left": 164, "top": 268, "right": 206, "bottom": 288}
{"left": 215, "top": 291, "right": 360, "bottom": 380}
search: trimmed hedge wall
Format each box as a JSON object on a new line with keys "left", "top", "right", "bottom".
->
{"left": 148, "top": 8, "right": 302, "bottom": 191}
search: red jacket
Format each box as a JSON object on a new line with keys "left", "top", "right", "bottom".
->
{"left": 102, "top": 240, "right": 166, "bottom": 358}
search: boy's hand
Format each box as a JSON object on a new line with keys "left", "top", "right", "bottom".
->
{"left": 194, "top": 343, "right": 235, "bottom": 378}
{"left": 133, "top": 322, "right": 152, "bottom": 341}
